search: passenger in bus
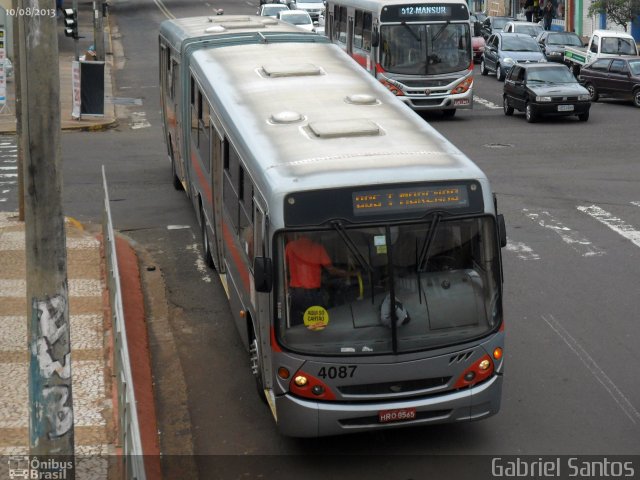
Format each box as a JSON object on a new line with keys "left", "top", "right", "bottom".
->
{"left": 285, "top": 233, "right": 355, "bottom": 325}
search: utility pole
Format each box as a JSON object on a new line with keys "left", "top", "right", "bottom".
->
{"left": 12, "top": 0, "right": 23, "bottom": 220}
{"left": 19, "top": 0, "right": 76, "bottom": 475}
{"left": 93, "top": 0, "right": 106, "bottom": 61}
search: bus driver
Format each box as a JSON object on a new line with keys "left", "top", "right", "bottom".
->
{"left": 285, "top": 233, "right": 354, "bottom": 325}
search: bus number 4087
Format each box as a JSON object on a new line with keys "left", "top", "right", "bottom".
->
{"left": 317, "top": 366, "right": 357, "bottom": 379}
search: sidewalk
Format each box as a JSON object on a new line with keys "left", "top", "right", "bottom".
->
{"left": 0, "top": 4, "right": 117, "bottom": 134}
{"left": 0, "top": 212, "right": 114, "bottom": 476}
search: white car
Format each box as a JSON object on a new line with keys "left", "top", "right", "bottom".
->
{"left": 257, "top": 4, "right": 289, "bottom": 17}
{"left": 502, "top": 21, "right": 544, "bottom": 38}
{"left": 289, "top": 0, "right": 324, "bottom": 21}
{"left": 277, "top": 10, "right": 316, "bottom": 32}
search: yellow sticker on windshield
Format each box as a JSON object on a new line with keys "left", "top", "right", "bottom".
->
{"left": 304, "top": 306, "right": 329, "bottom": 331}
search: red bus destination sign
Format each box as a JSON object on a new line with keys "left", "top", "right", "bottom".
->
{"left": 353, "top": 185, "right": 469, "bottom": 216}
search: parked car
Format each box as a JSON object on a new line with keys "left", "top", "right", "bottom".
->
{"left": 503, "top": 63, "right": 591, "bottom": 122}
{"left": 481, "top": 32, "right": 547, "bottom": 81}
{"left": 257, "top": 3, "right": 289, "bottom": 17}
{"left": 536, "top": 31, "right": 584, "bottom": 63}
{"left": 480, "top": 16, "right": 514, "bottom": 40}
{"left": 502, "top": 21, "right": 544, "bottom": 38}
{"left": 578, "top": 56, "right": 640, "bottom": 107}
{"left": 277, "top": 10, "right": 316, "bottom": 32}
{"left": 470, "top": 14, "right": 486, "bottom": 62}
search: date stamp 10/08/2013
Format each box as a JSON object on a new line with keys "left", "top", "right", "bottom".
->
{"left": 6, "top": 7, "right": 57, "bottom": 18}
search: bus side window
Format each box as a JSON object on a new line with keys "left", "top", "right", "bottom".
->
{"left": 362, "top": 12, "right": 372, "bottom": 51}
{"left": 198, "top": 102, "right": 211, "bottom": 172}
{"left": 239, "top": 166, "right": 255, "bottom": 262}
{"left": 354, "top": 10, "right": 363, "bottom": 49}
{"left": 223, "top": 140, "right": 241, "bottom": 232}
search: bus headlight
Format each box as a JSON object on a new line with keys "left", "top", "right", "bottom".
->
{"left": 451, "top": 77, "right": 473, "bottom": 94}
{"left": 289, "top": 370, "right": 337, "bottom": 400}
{"left": 454, "top": 355, "right": 494, "bottom": 389}
{"left": 380, "top": 79, "right": 404, "bottom": 96}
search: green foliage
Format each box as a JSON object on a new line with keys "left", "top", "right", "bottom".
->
{"left": 587, "top": 0, "right": 640, "bottom": 30}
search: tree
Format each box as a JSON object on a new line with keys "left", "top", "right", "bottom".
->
{"left": 588, "top": 0, "right": 640, "bottom": 30}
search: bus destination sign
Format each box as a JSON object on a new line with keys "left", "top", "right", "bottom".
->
{"left": 353, "top": 184, "right": 469, "bottom": 216}
{"left": 381, "top": 3, "right": 469, "bottom": 22}
{"left": 400, "top": 5, "right": 451, "bottom": 17}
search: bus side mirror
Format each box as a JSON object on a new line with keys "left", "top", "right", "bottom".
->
{"left": 497, "top": 214, "right": 507, "bottom": 248}
{"left": 254, "top": 257, "right": 273, "bottom": 292}
{"left": 371, "top": 29, "right": 380, "bottom": 48}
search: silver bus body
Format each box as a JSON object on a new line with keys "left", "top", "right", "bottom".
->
{"left": 159, "top": 15, "right": 505, "bottom": 437}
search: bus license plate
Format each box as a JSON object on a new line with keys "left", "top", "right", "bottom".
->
{"left": 558, "top": 104, "right": 574, "bottom": 112}
{"left": 378, "top": 407, "right": 417, "bottom": 423}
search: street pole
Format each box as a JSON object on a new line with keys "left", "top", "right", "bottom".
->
{"left": 12, "top": 0, "right": 23, "bottom": 221}
{"left": 93, "top": 0, "right": 105, "bottom": 61}
{"left": 19, "top": 0, "right": 76, "bottom": 475}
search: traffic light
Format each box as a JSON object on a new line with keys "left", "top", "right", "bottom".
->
{"left": 63, "top": 8, "right": 78, "bottom": 39}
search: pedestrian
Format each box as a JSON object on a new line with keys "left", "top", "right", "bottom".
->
{"left": 56, "top": 0, "right": 64, "bottom": 16}
{"left": 542, "top": 1, "right": 554, "bottom": 30}
{"left": 524, "top": 0, "right": 534, "bottom": 22}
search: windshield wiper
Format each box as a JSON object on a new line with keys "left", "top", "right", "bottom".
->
{"left": 330, "top": 221, "right": 374, "bottom": 274}
{"left": 432, "top": 21, "right": 450, "bottom": 43}
{"left": 417, "top": 214, "right": 441, "bottom": 273}
{"left": 400, "top": 21, "right": 421, "bottom": 42}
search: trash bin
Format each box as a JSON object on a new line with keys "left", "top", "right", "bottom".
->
{"left": 80, "top": 61, "right": 105, "bottom": 116}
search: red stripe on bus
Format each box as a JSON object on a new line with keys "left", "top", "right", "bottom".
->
{"left": 221, "top": 219, "right": 251, "bottom": 292}
{"left": 190, "top": 149, "right": 212, "bottom": 205}
{"left": 270, "top": 326, "right": 282, "bottom": 352}
{"left": 351, "top": 52, "right": 368, "bottom": 68}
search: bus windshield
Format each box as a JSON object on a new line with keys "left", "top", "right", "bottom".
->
{"left": 276, "top": 216, "right": 501, "bottom": 355}
{"left": 380, "top": 23, "right": 471, "bottom": 75}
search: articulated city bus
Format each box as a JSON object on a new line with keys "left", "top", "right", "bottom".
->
{"left": 159, "top": 15, "right": 506, "bottom": 437}
{"left": 324, "top": 0, "right": 474, "bottom": 116}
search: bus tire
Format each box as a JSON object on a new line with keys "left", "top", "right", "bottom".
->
{"left": 249, "top": 331, "right": 267, "bottom": 404}
{"left": 200, "top": 206, "right": 215, "bottom": 269}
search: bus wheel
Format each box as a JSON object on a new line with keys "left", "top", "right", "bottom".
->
{"left": 200, "top": 207, "right": 215, "bottom": 269}
{"left": 171, "top": 158, "right": 183, "bottom": 191}
{"left": 442, "top": 109, "right": 456, "bottom": 118}
{"left": 249, "top": 334, "right": 267, "bottom": 404}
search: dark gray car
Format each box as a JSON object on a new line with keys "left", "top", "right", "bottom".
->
{"left": 536, "top": 31, "right": 583, "bottom": 63}
{"left": 481, "top": 32, "right": 547, "bottom": 81}
{"left": 503, "top": 63, "right": 591, "bottom": 122}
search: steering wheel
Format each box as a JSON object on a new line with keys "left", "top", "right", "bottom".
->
{"left": 428, "top": 255, "right": 458, "bottom": 271}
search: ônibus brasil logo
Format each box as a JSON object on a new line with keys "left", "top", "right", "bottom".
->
{"left": 7, "top": 456, "right": 73, "bottom": 480}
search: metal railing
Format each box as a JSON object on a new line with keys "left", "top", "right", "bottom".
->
{"left": 101, "top": 166, "right": 146, "bottom": 480}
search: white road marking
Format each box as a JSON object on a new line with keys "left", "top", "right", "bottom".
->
{"left": 524, "top": 209, "right": 605, "bottom": 257}
{"left": 130, "top": 111, "right": 151, "bottom": 130}
{"left": 578, "top": 205, "right": 640, "bottom": 249}
{"left": 542, "top": 314, "right": 640, "bottom": 424}
{"left": 505, "top": 237, "right": 540, "bottom": 260}
{"left": 167, "top": 225, "right": 191, "bottom": 230}
{"left": 473, "top": 95, "right": 502, "bottom": 109}
{"left": 630, "top": 201, "right": 640, "bottom": 208}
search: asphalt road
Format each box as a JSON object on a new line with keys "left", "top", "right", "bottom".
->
{"left": 3, "top": 0, "right": 639, "bottom": 476}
